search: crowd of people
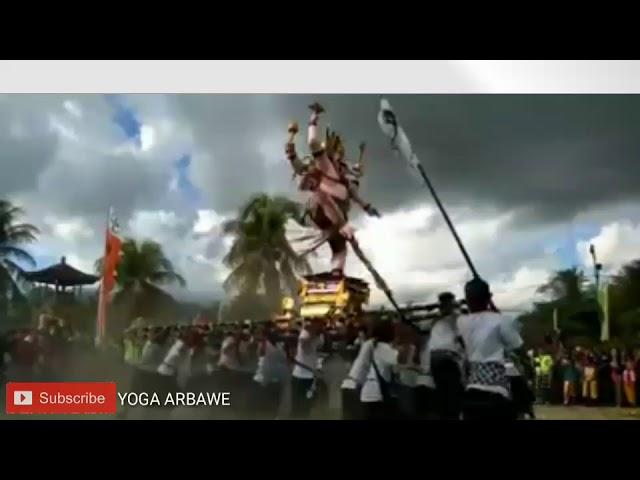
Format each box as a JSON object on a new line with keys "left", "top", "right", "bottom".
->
{"left": 530, "top": 346, "right": 638, "bottom": 408}
{"left": 0, "top": 315, "right": 89, "bottom": 384}
{"left": 3, "top": 276, "right": 638, "bottom": 420}
{"left": 117, "top": 277, "right": 537, "bottom": 420}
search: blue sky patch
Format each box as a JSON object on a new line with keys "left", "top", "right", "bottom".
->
{"left": 174, "top": 155, "right": 202, "bottom": 206}
{"left": 106, "top": 94, "right": 142, "bottom": 147}
{"left": 551, "top": 223, "right": 601, "bottom": 268}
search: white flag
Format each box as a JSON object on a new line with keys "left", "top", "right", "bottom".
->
{"left": 378, "top": 98, "right": 420, "bottom": 171}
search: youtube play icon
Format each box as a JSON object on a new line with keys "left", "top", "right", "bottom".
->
{"left": 14, "top": 391, "right": 32, "bottom": 406}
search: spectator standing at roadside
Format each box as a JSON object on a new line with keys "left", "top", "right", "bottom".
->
{"left": 561, "top": 356, "right": 579, "bottom": 406}
{"left": 610, "top": 348, "right": 623, "bottom": 407}
{"left": 582, "top": 357, "right": 598, "bottom": 405}
{"left": 622, "top": 358, "right": 636, "bottom": 407}
{"left": 537, "top": 352, "right": 553, "bottom": 404}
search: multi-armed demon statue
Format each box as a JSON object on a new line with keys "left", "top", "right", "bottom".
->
{"left": 285, "top": 102, "right": 380, "bottom": 278}
{"left": 285, "top": 102, "right": 407, "bottom": 321}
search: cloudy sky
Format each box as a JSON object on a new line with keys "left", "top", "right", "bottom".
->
{"left": 2, "top": 93, "right": 639, "bottom": 311}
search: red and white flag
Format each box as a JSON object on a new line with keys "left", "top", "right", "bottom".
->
{"left": 96, "top": 207, "right": 123, "bottom": 347}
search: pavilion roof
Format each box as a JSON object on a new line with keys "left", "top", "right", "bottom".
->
{"left": 23, "top": 256, "right": 99, "bottom": 287}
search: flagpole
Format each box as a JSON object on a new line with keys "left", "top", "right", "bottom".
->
{"left": 379, "top": 99, "right": 493, "bottom": 302}
{"left": 414, "top": 163, "right": 479, "bottom": 279}
{"left": 95, "top": 207, "right": 112, "bottom": 348}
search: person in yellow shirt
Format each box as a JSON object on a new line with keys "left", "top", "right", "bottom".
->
{"left": 536, "top": 353, "right": 553, "bottom": 404}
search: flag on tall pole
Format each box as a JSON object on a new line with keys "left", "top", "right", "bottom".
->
{"left": 377, "top": 98, "right": 500, "bottom": 311}
{"left": 377, "top": 98, "right": 480, "bottom": 280}
{"left": 95, "top": 207, "right": 122, "bottom": 347}
{"left": 598, "top": 280, "right": 610, "bottom": 342}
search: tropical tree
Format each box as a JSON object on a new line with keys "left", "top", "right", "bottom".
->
{"left": 608, "top": 259, "right": 640, "bottom": 339}
{"left": 518, "top": 267, "right": 601, "bottom": 346}
{"left": 222, "top": 194, "right": 311, "bottom": 315}
{"left": 0, "top": 200, "right": 39, "bottom": 319}
{"left": 536, "top": 267, "right": 586, "bottom": 303}
{"left": 95, "top": 238, "right": 185, "bottom": 330}
{"left": 610, "top": 260, "right": 640, "bottom": 313}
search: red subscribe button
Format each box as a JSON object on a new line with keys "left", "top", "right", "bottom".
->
{"left": 6, "top": 382, "right": 117, "bottom": 415}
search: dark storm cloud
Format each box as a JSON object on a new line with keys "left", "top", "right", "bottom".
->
{"left": 0, "top": 102, "right": 59, "bottom": 196}
{"left": 175, "top": 94, "right": 640, "bottom": 224}
{"left": 36, "top": 150, "right": 174, "bottom": 223}
{"left": 0, "top": 95, "right": 180, "bottom": 230}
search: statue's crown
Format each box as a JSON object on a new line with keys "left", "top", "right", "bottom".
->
{"left": 324, "top": 128, "right": 345, "bottom": 157}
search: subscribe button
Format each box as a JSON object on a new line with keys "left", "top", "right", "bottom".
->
{"left": 6, "top": 382, "right": 117, "bottom": 415}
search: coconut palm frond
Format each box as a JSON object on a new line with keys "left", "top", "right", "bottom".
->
{"left": 0, "top": 245, "right": 36, "bottom": 267}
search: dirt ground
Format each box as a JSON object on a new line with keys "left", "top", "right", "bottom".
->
{"left": 2, "top": 352, "right": 639, "bottom": 421}
{"left": 535, "top": 405, "right": 640, "bottom": 420}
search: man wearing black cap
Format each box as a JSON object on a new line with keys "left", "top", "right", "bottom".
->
{"left": 457, "top": 278, "right": 523, "bottom": 420}
{"left": 429, "top": 292, "right": 464, "bottom": 419}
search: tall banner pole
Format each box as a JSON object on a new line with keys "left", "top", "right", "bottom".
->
{"left": 95, "top": 207, "right": 113, "bottom": 348}
{"left": 598, "top": 280, "right": 610, "bottom": 342}
{"left": 378, "top": 98, "right": 497, "bottom": 311}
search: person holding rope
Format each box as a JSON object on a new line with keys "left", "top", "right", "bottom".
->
{"left": 290, "top": 320, "right": 325, "bottom": 419}
{"left": 457, "top": 278, "right": 523, "bottom": 420}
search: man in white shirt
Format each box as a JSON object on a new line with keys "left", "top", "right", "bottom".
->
{"left": 429, "top": 292, "right": 465, "bottom": 419}
{"left": 360, "top": 319, "right": 399, "bottom": 419}
{"left": 250, "top": 323, "right": 289, "bottom": 419}
{"left": 341, "top": 333, "right": 374, "bottom": 420}
{"left": 457, "top": 278, "right": 523, "bottom": 420}
{"left": 414, "top": 320, "right": 436, "bottom": 419}
{"left": 290, "top": 321, "right": 324, "bottom": 419}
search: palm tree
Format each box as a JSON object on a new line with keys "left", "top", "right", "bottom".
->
{"left": 537, "top": 267, "right": 586, "bottom": 303}
{"left": 0, "top": 200, "right": 39, "bottom": 317}
{"left": 222, "top": 194, "right": 311, "bottom": 312}
{"left": 533, "top": 267, "right": 604, "bottom": 342}
{"left": 609, "top": 259, "right": 640, "bottom": 338}
{"left": 95, "top": 238, "right": 185, "bottom": 329}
